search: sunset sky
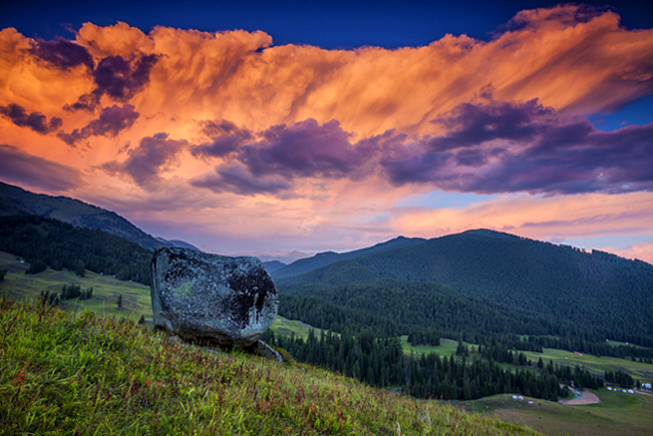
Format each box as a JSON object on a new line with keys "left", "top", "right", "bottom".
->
{"left": 1, "top": 1, "right": 652, "bottom": 263}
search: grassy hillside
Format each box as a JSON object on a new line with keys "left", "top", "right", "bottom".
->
{"left": 0, "top": 250, "right": 151, "bottom": 322}
{"left": 0, "top": 298, "right": 540, "bottom": 436}
{"left": 5, "top": 250, "right": 651, "bottom": 388}
{"left": 521, "top": 348, "right": 653, "bottom": 383}
{"left": 467, "top": 390, "right": 653, "bottom": 436}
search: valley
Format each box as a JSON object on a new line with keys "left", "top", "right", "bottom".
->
{"left": 2, "top": 249, "right": 652, "bottom": 435}
{"left": 1, "top": 185, "right": 651, "bottom": 435}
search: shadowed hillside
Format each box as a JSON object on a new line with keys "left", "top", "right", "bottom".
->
{"left": 0, "top": 181, "right": 199, "bottom": 252}
{"left": 278, "top": 229, "right": 653, "bottom": 346}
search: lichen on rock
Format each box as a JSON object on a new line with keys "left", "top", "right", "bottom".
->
{"left": 150, "top": 247, "right": 278, "bottom": 347}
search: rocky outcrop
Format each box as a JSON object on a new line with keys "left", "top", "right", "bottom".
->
{"left": 150, "top": 247, "right": 278, "bottom": 347}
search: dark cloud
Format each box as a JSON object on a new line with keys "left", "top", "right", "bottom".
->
{"left": 190, "top": 118, "right": 380, "bottom": 196}
{"left": 429, "top": 99, "right": 551, "bottom": 150}
{"left": 0, "top": 104, "right": 62, "bottom": 134}
{"left": 191, "top": 120, "right": 253, "bottom": 158}
{"left": 33, "top": 38, "right": 94, "bottom": 70}
{"left": 241, "top": 118, "right": 375, "bottom": 179}
{"left": 0, "top": 144, "right": 82, "bottom": 192}
{"left": 101, "top": 132, "right": 187, "bottom": 188}
{"left": 65, "top": 54, "right": 159, "bottom": 112}
{"left": 381, "top": 100, "right": 653, "bottom": 195}
{"left": 190, "top": 163, "right": 292, "bottom": 196}
{"left": 58, "top": 104, "right": 140, "bottom": 146}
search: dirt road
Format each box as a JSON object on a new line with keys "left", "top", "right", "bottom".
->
{"left": 559, "top": 389, "right": 601, "bottom": 405}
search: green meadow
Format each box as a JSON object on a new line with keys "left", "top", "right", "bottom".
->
{"left": 465, "top": 389, "right": 653, "bottom": 436}
{"left": 399, "top": 336, "right": 479, "bottom": 357}
{"left": 522, "top": 348, "right": 653, "bottom": 383}
{"left": 0, "top": 251, "right": 151, "bottom": 322}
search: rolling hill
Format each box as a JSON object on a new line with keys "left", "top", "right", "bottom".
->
{"left": 0, "top": 181, "right": 199, "bottom": 252}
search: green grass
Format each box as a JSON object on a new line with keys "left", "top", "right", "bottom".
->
{"left": 465, "top": 389, "right": 653, "bottom": 436}
{"left": 0, "top": 298, "right": 540, "bottom": 436}
{"left": 0, "top": 251, "right": 151, "bottom": 322}
{"left": 269, "top": 316, "right": 325, "bottom": 340}
{"left": 399, "top": 337, "right": 479, "bottom": 357}
{"left": 522, "top": 348, "right": 653, "bottom": 383}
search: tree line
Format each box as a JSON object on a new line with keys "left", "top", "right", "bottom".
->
{"left": 39, "top": 284, "right": 93, "bottom": 307}
{"left": 262, "top": 328, "right": 604, "bottom": 402}
{"left": 0, "top": 215, "right": 151, "bottom": 284}
{"left": 278, "top": 290, "right": 653, "bottom": 363}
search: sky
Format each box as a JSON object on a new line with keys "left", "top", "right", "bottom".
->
{"left": 1, "top": 0, "right": 652, "bottom": 264}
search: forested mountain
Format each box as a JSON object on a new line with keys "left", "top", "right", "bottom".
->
{"left": 263, "top": 260, "right": 286, "bottom": 273}
{"left": 277, "top": 229, "right": 653, "bottom": 346}
{"left": 0, "top": 215, "right": 151, "bottom": 284}
{"left": 0, "top": 182, "right": 199, "bottom": 252}
{"left": 271, "top": 235, "right": 426, "bottom": 279}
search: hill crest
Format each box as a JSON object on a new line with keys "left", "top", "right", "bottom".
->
{"left": 0, "top": 181, "right": 199, "bottom": 252}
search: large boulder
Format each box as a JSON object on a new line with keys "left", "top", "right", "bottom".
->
{"left": 150, "top": 247, "right": 278, "bottom": 347}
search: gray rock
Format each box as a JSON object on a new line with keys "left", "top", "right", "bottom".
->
{"left": 256, "top": 340, "right": 283, "bottom": 362}
{"left": 150, "top": 247, "right": 278, "bottom": 347}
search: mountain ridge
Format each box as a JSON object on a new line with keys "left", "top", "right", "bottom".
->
{"left": 277, "top": 228, "right": 653, "bottom": 345}
{"left": 0, "top": 181, "right": 200, "bottom": 252}
{"left": 271, "top": 235, "right": 427, "bottom": 279}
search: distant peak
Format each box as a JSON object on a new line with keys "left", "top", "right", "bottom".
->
{"left": 315, "top": 251, "right": 338, "bottom": 257}
{"left": 462, "top": 229, "right": 517, "bottom": 238}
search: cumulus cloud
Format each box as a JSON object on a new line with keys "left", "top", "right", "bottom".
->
{"left": 101, "top": 132, "right": 186, "bottom": 188}
{"left": 0, "top": 104, "right": 62, "bottom": 134}
{"left": 58, "top": 104, "right": 139, "bottom": 146}
{"left": 191, "top": 118, "right": 380, "bottom": 196}
{"left": 191, "top": 120, "right": 253, "bottom": 158}
{"left": 241, "top": 119, "right": 375, "bottom": 179}
{"left": 428, "top": 98, "right": 552, "bottom": 151}
{"left": 0, "top": 144, "right": 82, "bottom": 192}
{"left": 189, "top": 106, "right": 653, "bottom": 198}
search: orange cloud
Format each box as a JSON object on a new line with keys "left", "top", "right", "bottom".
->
{"left": 1, "top": 4, "right": 652, "bottom": 260}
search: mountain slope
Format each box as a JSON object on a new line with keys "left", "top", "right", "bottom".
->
{"left": 262, "top": 260, "right": 286, "bottom": 273}
{"left": 271, "top": 235, "right": 426, "bottom": 279}
{"left": 0, "top": 181, "right": 199, "bottom": 252}
{"left": 278, "top": 229, "right": 653, "bottom": 345}
{"left": 0, "top": 215, "right": 151, "bottom": 284}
